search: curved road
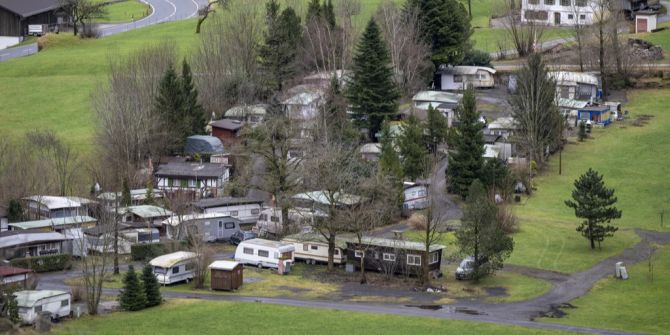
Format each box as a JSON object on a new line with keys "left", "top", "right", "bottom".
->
{"left": 0, "top": 0, "right": 206, "bottom": 62}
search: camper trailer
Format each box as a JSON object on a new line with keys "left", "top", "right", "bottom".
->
{"left": 150, "top": 251, "right": 197, "bottom": 285}
{"left": 234, "top": 238, "right": 294, "bottom": 269}
{"left": 281, "top": 232, "right": 346, "bottom": 265}
{"left": 14, "top": 290, "right": 71, "bottom": 324}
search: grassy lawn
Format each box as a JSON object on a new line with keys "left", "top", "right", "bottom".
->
{"left": 638, "top": 22, "right": 670, "bottom": 52}
{"left": 95, "top": 0, "right": 151, "bottom": 23}
{"left": 508, "top": 89, "right": 670, "bottom": 273}
{"left": 52, "top": 299, "right": 579, "bottom": 335}
{"left": 542, "top": 245, "right": 670, "bottom": 334}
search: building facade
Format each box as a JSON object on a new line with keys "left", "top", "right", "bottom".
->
{"left": 521, "top": 0, "right": 595, "bottom": 26}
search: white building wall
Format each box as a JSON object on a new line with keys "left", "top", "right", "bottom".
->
{"left": 203, "top": 203, "right": 262, "bottom": 223}
{"left": 521, "top": 0, "right": 596, "bottom": 26}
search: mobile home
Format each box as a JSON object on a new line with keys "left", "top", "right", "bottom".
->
{"left": 438, "top": 65, "right": 496, "bottom": 90}
{"left": 346, "top": 237, "right": 445, "bottom": 278}
{"left": 14, "top": 290, "right": 71, "bottom": 324}
{"left": 281, "top": 232, "right": 347, "bottom": 265}
{"left": 163, "top": 213, "right": 242, "bottom": 242}
{"left": 150, "top": 251, "right": 197, "bottom": 285}
{"left": 234, "top": 238, "right": 294, "bottom": 270}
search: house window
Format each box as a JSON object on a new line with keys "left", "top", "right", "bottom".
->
{"left": 576, "top": 0, "right": 586, "bottom": 5}
{"left": 524, "top": 10, "right": 548, "bottom": 20}
{"left": 230, "top": 211, "right": 239, "bottom": 217}
{"left": 258, "top": 250, "right": 269, "bottom": 258}
{"left": 383, "top": 253, "right": 396, "bottom": 261}
{"left": 188, "top": 179, "right": 196, "bottom": 187}
{"left": 453, "top": 75, "right": 463, "bottom": 83}
{"left": 560, "top": 0, "right": 570, "bottom": 6}
{"left": 218, "top": 221, "right": 223, "bottom": 228}
{"left": 407, "top": 254, "right": 422, "bottom": 266}
{"left": 568, "top": 14, "right": 574, "bottom": 19}
{"left": 251, "top": 209, "right": 260, "bottom": 215}
{"left": 172, "top": 267, "right": 180, "bottom": 274}
{"left": 354, "top": 250, "right": 364, "bottom": 258}
{"left": 310, "top": 245, "right": 318, "bottom": 250}
{"left": 168, "top": 179, "right": 174, "bottom": 187}
{"left": 430, "top": 252, "right": 440, "bottom": 264}
{"left": 271, "top": 216, "right": 279, "bottom": 222}
{"left": 243, "top": 247, "right": 254, "bottom": 255}
{"left": 224, "top": 222, "right": 236, "bottom": 229}
{"left": 61, "top": 299, "right": 69, "bottom": 307}
{"left": 303, "top": 244, "right": 309, "bottom": 251}
{"left": 544, "top": 0, "right": 555, "bottom": 5}
{"left": 35, "top": 305, "right": 42, "bottom": 313}
{"left": 334, "top": 249, "right": 340, "bottom": 255}
{"left": 579, "top": 14, "right": 586, "bottom": 20}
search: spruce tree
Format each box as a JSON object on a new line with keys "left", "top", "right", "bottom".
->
{"left": 447, "top": 87, "right": 484, "bottom": 198}
{"left": 322, "top": 0, "right": 336, "bottom": 27}
{"left": 181, "top": 59, "right": 205, "bottom": 136}
{"left": 398, "top": 115, "right": 428, "bottom": 181}
{"left": 145, "top": 179, "right": 155, "bottom": 205}
{"left": 306, "top": 0, "right": 321, "bottom": 20}
{"left": 456, "top": 180, "right": 514, "bottom": 281}
{"left": 260, "top": 1, "right": 302, "bottom": 92}
{"left": 347, "top": 18, "right": 400, "bottom": 141}
{"left": 7, "top": 199, "right": 23, "bottom": 222}
{"left": 407, "top": 0, "right": 472, "bottom": 66}
{"left": 121, "top": 178, "right": 132, "bottom": 207}
{"left": 425, "top": 104, "right": 449, "bottom": 155}
{"left": 378, "top": 122, "right": 403, "bottom": 181}
{"left": 119, "top": 265, "right": 147, "bottom": 311}
{"left": 141, "top": 264, "right": 162, "bottom": 307}
{"left": 565, "top": 169, "right": 622, "bottom": 249}
{"left": 155, "top": 64, "right": 186, "bottom": 148}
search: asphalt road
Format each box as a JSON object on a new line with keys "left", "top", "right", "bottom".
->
{"left": 0, "top": 0, "right": 206, "bottom": 62}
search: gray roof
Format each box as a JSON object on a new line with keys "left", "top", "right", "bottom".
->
{"left": 120, "top": 205, "right": 172, "bottom": 218}
{"left": 194, "top": 196, "right": 264, "bottom": 209}
{"left": 0, "top": 230, "right": 68, "bottom": 249}
{"left": 210, "top": 119, "right": 243, "bottom": 131}
{"left": 0, "top": 0, "right": 60, "bottom": 18}
{"left": 14, "top": 290, "right": 69, "bottom": 307}
{"left": 155, "top": 162, "right": 228, "bottom": 178}
{"left": 184, "top": 135, "right": 225, "bottom": 155}
{"left": 348, "top": 237, "right": 445, "bottom": 252}
{"left": 9, "top": 216, "right": 97, "bottom": 230}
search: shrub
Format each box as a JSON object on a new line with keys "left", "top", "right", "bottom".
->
{"left": 70, "top": 285, "right": 85, "bottom": 303}
{"left": 578, "top": 122, "right": 587, "bottom": 142}
{"left": 80, "top": 24, "right": 101, "bottom": 39}
{"left": 119, "top": 265, "right": 146, "bottom": 311}
{"left": 461, "top": 49, "right": 492, "bottom": 67}
{"left": 130, "top": 241, "right": 186, "bottom": 261}
{"left": 497, "top": 205, "right": 518, "bottom": 234}
{"left": 10, "top": 254, "right": 71, "bottom": 272}
{"left": 141, "top": 264, "right": 162, "bottom": 307}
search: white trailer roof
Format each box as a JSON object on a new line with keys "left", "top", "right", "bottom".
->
{"left": 208, "top": 260, "right": 240, "bottom": 270}
{"left": 241, "top": 238, "right": 295, "bottom": 252}
{"left": 14, "top": 290, "right": 69, "bottom": 307}
{"left": 149, "top": 251, "right": 197, "bottom": 268}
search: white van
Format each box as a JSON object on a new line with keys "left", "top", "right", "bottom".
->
{"left": 150, "top": 251, "right": 198, "bottom": 285}
{"left": 14, "top": 290, "right": 71, "bottom": 324}
{"left": 234, "top": 238, "right": 294, "bottom": 269}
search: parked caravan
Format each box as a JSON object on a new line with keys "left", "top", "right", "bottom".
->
{"left": 281, "top": 232, "right": 346, "bottom": 265}
{"left": 234, "top": 238, "right": 294, "bottom": 270}
{"left": 14, "top": 290, "right": 71, "bottom": 324}
{"left": 150, "top": 251, "right": 197, "bottom": 285}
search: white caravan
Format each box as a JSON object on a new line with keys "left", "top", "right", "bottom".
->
{"left": 150, "top": 251, "right": 197, "bottom": 285}
{"left": 14, "top": 290, "right": 71, "bottom": 324}
{"left": 234, "top": 238, "right": 294, "bottom": 269}
{"left": 281, "top": 233, "right": 346, "bottom": 265}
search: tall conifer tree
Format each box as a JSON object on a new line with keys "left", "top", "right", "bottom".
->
{"left": 398, "top": 115, "right": 428, "bottom": 180}
{"left": 181, "top": 59, "right": 205, "bottom": 136}
{"left": 447, "top": 87, "right": 484, "bottom": 198}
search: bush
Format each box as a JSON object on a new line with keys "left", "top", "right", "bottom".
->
{"left": 80, "top": 24, "right": 101, "bottom": 39}
{"left": 130, "top": 241, "right": 187, "bottom": 261}
{"left": 578, "top": 122, "right": 587, "bottom": 142}
{"left": 119, "top": 265, "right": 146, "bottom": 311}
{"left": 497, "top": 205, "right": 518, "bottom": 234}
{"left": 10, "top": 254, "right": 71, "bottom": 273}
{"left": 70, "top": 285, "right": 85, "bottom": 303}
{"left": 141, "top": 264, "right": 162, "bottom": 307}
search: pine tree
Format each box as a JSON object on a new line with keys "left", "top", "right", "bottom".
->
{"left": 121, "top": 177, "right": 132, "bottom": 207}
{"left": 447, "top": 87, "right": 485, "bottom": 198}
{"left": 322, "top": 0, "right": 336, "bottom": 27}
{"left": 8, "top": 295, "right": 19, "bottom": 324}
{"left": 306, "top": 0, "right": 321, "bottom": 20}
{"left": 119, "top": 265, "right": 147, "bottom": 311}
{"left": 145, "top": 179, "right": 155, "bottom": 205}
{"left": 407, "top": 0, "right": 472, "bottom": 66}
{"left": 456, "top": 180, "right": 514, "bottom": 281}
{"left": 155, "top": 64, "right": 186, "bottom": 148}
{"left": 565, "top": 169, "right": 622, "bottom": 249}
{"left": 347, "top": 19, "right": 400, "bottom": 141}
{"left": 7, "top": 199, "right": 23, "bottom": 222}
{"left": 378, "top": 122, "right": 403, "bottom": 181}
{"left": 141, "top": 264, "right": 162, "bottom": 307}
{"left": 181, "top": 59, "right": 205, "bottom": 137}
{"left": 398, "top": 115, "right": 428, "bottom": 180}
{"left": 260, "top": 1, "right": 302, "bottom": 92}
{"left": 425, "top": 104, "right": 449, "bottom": 155}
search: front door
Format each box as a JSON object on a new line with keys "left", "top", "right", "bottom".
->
{"left": 554, "top": 12, "right": 561, "bottom": 25}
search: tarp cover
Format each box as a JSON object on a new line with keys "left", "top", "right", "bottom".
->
{"left": 184, "top": 136, "right": 225, "bottom": 155}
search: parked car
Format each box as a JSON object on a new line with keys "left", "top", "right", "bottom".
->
{"left": 455, "top": 256, "right": 488, "bottom": 280}
{"left": 230, "top": 231, "right": 258, "bottom": 245}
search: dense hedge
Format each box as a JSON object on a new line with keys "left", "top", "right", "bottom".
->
{"left": 131, "top": 241, "right": 187, "bottom": 261}
{"left": 10, "top": 254, "right": 72, "bottom": 273}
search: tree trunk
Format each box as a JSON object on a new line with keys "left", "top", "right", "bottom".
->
{"left": 588, "top": 222, "right": 595, "bottom": 249}
{"left": 598, "top": 22, "right": 607, "bottom": 97}
{"left": 195, "top": 7, "right": 211, "bottom": 34}
{"left": 359, "top": 253, "right": 366, "bottom": 284}
{"left": 327, "top": 233, "right": 335, "bottom": 271}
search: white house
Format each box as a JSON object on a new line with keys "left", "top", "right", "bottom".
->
{"left": 193, "top": 196, "right": 264, "bottom": 227}
{"left": 438, "top": 65, "right": 496, "bottom": 90}
{"left": 521, "top": 0, "right": 595, "bottom": 26}
{"left": 411, "top": 90, "right": 463, "bottom": 127}
{"left": 155, "top": 162, "right": 230, "bottom": 199}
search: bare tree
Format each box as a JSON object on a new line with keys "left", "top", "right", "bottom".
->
{"left": 59, "top": 0, "right": 106, "bottom": 36}
{"left": 26, "top": 130, "right": 80, "bottom": 197}
{"left": 79, "top": 208, "right": 115, "bottom": 315}
{"left": 592, "top": 0, "right": 609, "bottom": 96}
{"left": 374, "top": 1, "right": 433, "bottom": 96}
{"left": 195, "top": 0, "right": 230, "bottom": 34}
{"left": 502, "top": 5, "right": 545, "bottom": 57}
{"left": 187, "top": 231, "right": 213, "bottom": 289}
{"left": 570, "top": 4, "right": 589, "bottom": 71}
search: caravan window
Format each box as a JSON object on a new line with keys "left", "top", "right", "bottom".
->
{"left": 243, "top": 248, "right": 254, "bottom": 255}
{"left": 258, "top": 250, "right": 269, "bottom": 258}
{"left": 271, "top": 216, "right": 279, "bottom": 222}
{"left": 224, "top": 222, "right": 236, "bottom": 229}
{"left": 154, "top": 267, "right": 166, "bottom": 274}
{"left": 354, "top": 250, "right": 364, "bottom": 258}
{"left": 230, "top": 211, "right": 239, "bottom": 217}
{"left": 453, "top": 75, "right": 463, "bottom": 83}
{"left": 61, "top": 299, "right": 69, "bottom": 307}
{"left": 310, "top": 245, "right": 318, "bottom": 250}
{"left": 173, "top": 267, "right": 180, "bottom": 274}
{"left": 35, "top": 305, "right": 42, "bottom": 313}
{"left": 334, "top": 249, "right": 339, "bottom": 255}
{"left": 251, "top": 209, "right": 260, "bottom": 215}
{"left": 303, "top": 244, "right": 309, "bottom": 251}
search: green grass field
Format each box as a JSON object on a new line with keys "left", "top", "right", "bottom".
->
{"left": 95, "top": 0, "right": 151, "bottom": 23}
{"left": 472, "top": 27, "right": 572, "bottom": 53}
{"left": 639, "top": 22, "right": 670, "bottom": 52}
{"left": 52, "top": 299, "right": 578, "bottom": 335}
{"left": 543, "top": 244, "right": 670, "bottom": 334}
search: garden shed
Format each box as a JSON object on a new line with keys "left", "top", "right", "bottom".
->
{"left": 209, "top": 260, "right": 243, "bottom": 291}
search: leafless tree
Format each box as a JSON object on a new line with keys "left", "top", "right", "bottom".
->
{"left": 193, "top": 4, "right": 264, "bottom": 116}
{"left": 26, "top": 130, "right": 80, "bottom": 197}
{"left": 374, "top": 2, "right": 433, "bottom": 96}
{"left": 501, "top": 5, "right": 545, "bottom": 57}
{"left": 58, "top": 0, "right": 106, "bottom": 36}
{"left": 570, "top": 4, "right": 589, "bottom": 71}
{"left": 79, "top": 208, "right": 115, "bottom": 315}
{"left": 188, "top": 231, "right": 213, "bottom": 289}
{"left": 0, "top": 137, "right": 56, "bottom": 205}
{"left": 195, "top": 0, "right": 230, "bottom": 34}
{"left": 592, "top": 0, "right": 609, "bottom": 95}
{"left": 93, "top": 43, "right": 176, "bottom": 186}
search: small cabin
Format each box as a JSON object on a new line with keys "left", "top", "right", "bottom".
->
{"left": 0, "top": 265, "right": 33, "bottom": 288}
{"left": 578, "top": 106, "right": 612, "bottom": 126}
{"left": 346, "top": 237, "right": 445, "bottom": 278}
{"left": 14, "top": 290, "right": 71, "bottom": 324}
{"left": 209, "top": 260, "right": 243, "bottom": 291}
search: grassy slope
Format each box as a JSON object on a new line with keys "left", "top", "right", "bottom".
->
{"left": 52, "top": 299, "right": 578, "bottom": 335}
{"left": 508, "top": 89, "right": 670, "bottom": 273}
{"left": 638, "top": 22, "right": 670, "bottom": 52}
{"left": 543, "top": 245, "right": 670, "bottom": 334}
{"left": 472, "top": 27, "right": 571, "bottom": 53}
{"left": 95, "top": 0, "right": 151, "bottom": 23}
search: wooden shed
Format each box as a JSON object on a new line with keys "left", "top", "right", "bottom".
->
{"left": 209, "top": 260, "right": 243, "bottom": 291}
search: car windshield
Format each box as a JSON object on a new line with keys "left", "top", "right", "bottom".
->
{"left": 244, "top": 232, "right": 255, "bottom": 238}
{"left": 460, "top": 260, "right": 474, "bottom": 269}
